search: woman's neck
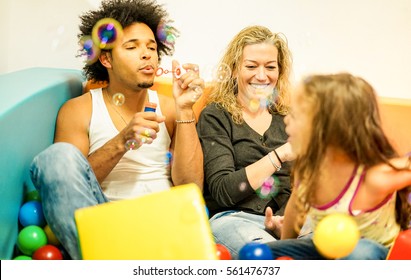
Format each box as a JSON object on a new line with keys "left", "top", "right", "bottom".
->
{"left": 237, "top": 94, "right": 267, "bottom": 115}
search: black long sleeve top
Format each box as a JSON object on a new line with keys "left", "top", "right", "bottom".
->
{"left": 197, "top": 103, "right": 292, "bottom": 218}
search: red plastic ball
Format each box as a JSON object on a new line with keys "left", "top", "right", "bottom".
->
{"left": 276, "top": 256, "right": 294, "bottom": 260}
{"left": 216, "top": 243, "right": 231, "bottom": 260}
{"left": 32, "top": 245, "right": 63, "bottom": 260}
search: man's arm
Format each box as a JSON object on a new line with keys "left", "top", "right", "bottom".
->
{"left": 170, "top": 113, "right": 204, "bottom": 190}
{"left": 167, "top": 60, "right": 204, "bottom": 191}
{"left": 53, "top": 93, "right": 126, "bottom": 183}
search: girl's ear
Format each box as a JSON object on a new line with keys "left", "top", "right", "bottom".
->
{"left": 99, "top": 51, "right": 112, "bottom": 69}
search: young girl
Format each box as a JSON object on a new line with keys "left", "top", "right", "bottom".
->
{"left": 267, "top": 73, "right": 411, "bottom": 259}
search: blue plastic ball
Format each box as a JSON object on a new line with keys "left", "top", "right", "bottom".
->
{"left": 18, "top": 201, "right": 46, "bottom": 227}
{"left": 204, "top": 206, "right": 210, "bottom": 218}
{"left": 239, "top": 242, "right": 273, "bottom": 260}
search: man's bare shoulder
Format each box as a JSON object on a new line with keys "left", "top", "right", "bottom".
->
{"left": 59, "top": 92, "right": 92, "bottom": 115}
{"left": 54, "top": 92, "right": 93, "bottom": 152}
{"left": 56, "top": 92, "right": 93, "bottom": 131}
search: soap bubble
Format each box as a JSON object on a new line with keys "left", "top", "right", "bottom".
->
{"left": 92, "top": 18, "right": 123, "bottom": 49}
{"left": 112, "top": 93, "right": 125, "bottom": 106}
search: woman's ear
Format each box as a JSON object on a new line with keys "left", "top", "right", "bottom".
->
{"left": 232, "top": 68, "right": 238, "bottom": 79}
{"left": 99, "top": 51, "right": 112, "bottom": 69}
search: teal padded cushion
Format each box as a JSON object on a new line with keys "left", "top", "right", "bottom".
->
{"left": 0, "top": 67, "right": 84, "bottom": 259}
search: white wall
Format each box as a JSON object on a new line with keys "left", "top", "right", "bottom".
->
{"left": 0, "top": 0, "right": 97, "bottom": 75}
{"left": 2, "top": 0, "right": 411, "bottom": 99}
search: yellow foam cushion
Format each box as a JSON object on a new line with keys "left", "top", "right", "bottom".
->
{"left": 74, "top": 184, "right": 217, "bottom": 260}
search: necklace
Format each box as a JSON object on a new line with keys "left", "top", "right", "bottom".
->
{"left": 104, "top": 89, "right": 128, "bottom": 125}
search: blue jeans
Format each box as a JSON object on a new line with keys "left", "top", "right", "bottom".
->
{"left": 209, "top": 210, "right": 278, "bottom": 260}
{"left": 30, "top": 143, "right": 109, "bottom": 260}
{"left": 266, "top": 234, "right": 389, "bottom": 260}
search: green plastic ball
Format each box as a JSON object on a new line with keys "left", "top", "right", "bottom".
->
{"left": 25, "top": 190, "right": 41, "bottom": 202}
{"left": 17, "top": 225, "right": 47, "bottom": 256}
{"left": 13, "top": 255, "right": 32, "bottom": 260}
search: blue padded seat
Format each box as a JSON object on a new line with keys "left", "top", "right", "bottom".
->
{"left": 0, "top": 67, "right": 84, "bottom": 259}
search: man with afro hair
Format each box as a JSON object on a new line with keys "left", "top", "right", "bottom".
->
{"left": 30, "top": 0, "right": 204, "bottom": 259}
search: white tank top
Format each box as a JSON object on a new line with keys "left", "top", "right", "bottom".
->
{"left": 88, "top": 88, "right": 172, "bottom": 201}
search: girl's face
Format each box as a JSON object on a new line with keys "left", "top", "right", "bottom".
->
{"left": 284, "top": 84, "right": 313, "bottom": 156}
{"left": 236, "top": 43, "right": 279, "bottom": 111}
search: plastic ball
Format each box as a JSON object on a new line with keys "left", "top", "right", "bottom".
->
{"left": 33, "top": 245, "right": 63, "bottom": 260}
{"left": 17, "top": 225, "right": 48, "bottom": 256}
{"left": 387, "top": 229, "right": 411, "bottom": 260}
{"left": 25, "top": 190, "right": 41, "bottom": 202}
{"left": 44, "top": 224, "right": 60, "bottom": 246}
{"left": 216, "top": 244, "right": 231, "bottom": 260}
{"left": 276, "top": 256, "right": 294, "bottom": 260}
{"left": 238, "top": 242, "right": 273, "bottom": 260}
{"left": 13, "top": 255, "right": 32, "bottom": 260}
{"left": 204, "top": 206, "right": 210, "bottom": 218}
{"left": 18, "top": 201, "right": 46, "bottom": 227}
{"left": 313, "top": 213, "right": 360, "bottom": 259}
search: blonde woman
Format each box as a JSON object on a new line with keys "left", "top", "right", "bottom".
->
{"left": 197, "top": 25, "right": 295, "bottom": 259}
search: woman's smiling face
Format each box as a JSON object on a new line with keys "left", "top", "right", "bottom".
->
{"left": 236, "top": 43, "right": 279, "bottom": 110}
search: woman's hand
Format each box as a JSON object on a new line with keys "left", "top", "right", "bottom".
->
{"left": 275, "top": 142, "right": 296, "bottom": 163}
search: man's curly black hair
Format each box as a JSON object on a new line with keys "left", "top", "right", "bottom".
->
{"left": 78, "top": 0, "right": 178, "bottom": 82}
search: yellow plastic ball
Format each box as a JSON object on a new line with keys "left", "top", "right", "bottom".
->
{"left": 44, "top": 224, "right": 61, "bottom": 246}
{"left": 313, "top": 213, "right": 360, "bottom": 259}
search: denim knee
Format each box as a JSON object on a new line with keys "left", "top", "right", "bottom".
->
{"left": 30, "top": 142, "right": 86, "bottom": 190}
